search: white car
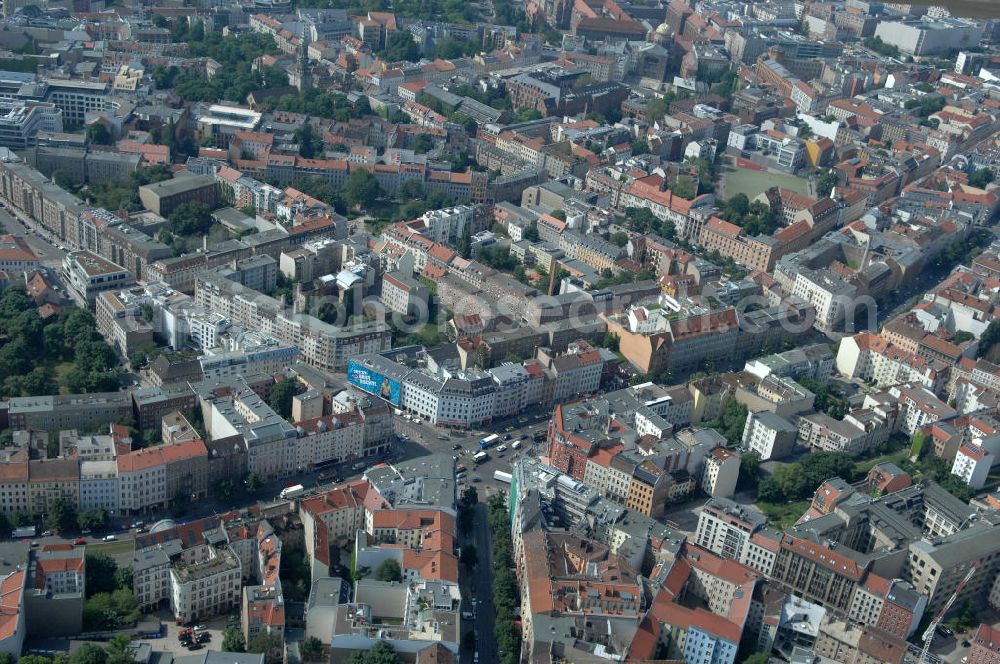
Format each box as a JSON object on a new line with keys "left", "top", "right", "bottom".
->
{"left": 103, "top": 535, "right": 117, "bottom": 542}
{"left": 496, "top": 445, "right": 507, "bottom": 453}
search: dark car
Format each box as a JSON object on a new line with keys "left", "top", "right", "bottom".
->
{"left": 503, "top": 434, "right": 512, "bottom": 441}
{"left": 452, "top": 444, "right": 462, "bottom": 450}
{"left": 197, "top": 633, "right": 210, "bottom": 643}
{"left": 936, "top": 626, "right": 953, "bottom": 638}
{"left": 187, "top": 643, "right": 203, "bottom": 651}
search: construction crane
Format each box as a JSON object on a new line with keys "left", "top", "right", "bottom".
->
{"left": 919, "top": 563, "right": 979, "bottom": 664}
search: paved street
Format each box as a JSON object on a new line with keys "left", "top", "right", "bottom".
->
{"left": 468, "top": 502, "right": 497, "bottom": 664}
{"left": 0, "top": 204, "right": 67, "bottom": 271}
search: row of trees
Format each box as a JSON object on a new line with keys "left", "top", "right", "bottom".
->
{"left": 487, "top": 492, "right": 521, "bottom": 664}
{"left": 9, "top": 635, "right": 136, "bottom": 664}
{"left": 717, "top": 193, "right": 778, "bottom": 237}
{"left": 220, "top": 626, "right": 283, "bottom": 664}
{"left": 84, "top": 165, "right": 173, "bottom": 213}
{"left": 263, "top": 89, "right": 373, "bottom": 122}
{"left": 977, "top": 319, "right": 1000, "bottom": 363}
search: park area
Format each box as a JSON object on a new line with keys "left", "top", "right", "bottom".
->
{"left": 719, "top": 162, "right": 811, "bottom": 200}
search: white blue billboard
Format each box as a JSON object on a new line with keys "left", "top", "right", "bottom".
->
{"left": 347, "top": 360, "right": 401, "bottom": 406}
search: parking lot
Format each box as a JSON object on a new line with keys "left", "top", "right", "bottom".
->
{"left": 132, "top": 612, "right": 231, "bottom": 657}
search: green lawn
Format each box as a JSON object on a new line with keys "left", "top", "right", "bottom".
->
{"left": 88, "top": 538, "right": 135, "bottom": 557}
{"left": 854, "top": 449, "right": 910, "bottom": 477}
{"left": 50, "top": 361, "right": 74, "bottom": 394}
{"left": 720, "top": 164, "right": 811, "bottom": 199}
{"left": 757, "top": 500, "right": 809, "bottom": 530}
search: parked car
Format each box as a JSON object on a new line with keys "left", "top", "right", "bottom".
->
{"left": 103, "top": 535, "right": 117, "bottom": 542}
{"left": 187, "top": 643, "right": 203, "bottom": 651}
{"left": 41, "top": 530, "right": 52, "bottom": 537}
{"left": 197, "top": 634, "right": 210, "bottom": 644}
{"left": 73, "top": 538, "right": 86, "bottom": 545}
{"left": 452, "top": 444, "right": 462, "bottom": 450}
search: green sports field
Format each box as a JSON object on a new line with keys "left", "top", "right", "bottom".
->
{"left": 719, "top": 164, "right": 811, "bottom": 199}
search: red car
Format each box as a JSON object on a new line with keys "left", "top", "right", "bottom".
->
{"left": 73, "top": 538, "right": 87, "bottom": 545}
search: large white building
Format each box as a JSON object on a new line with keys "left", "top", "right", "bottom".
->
{"left": 874, "top": 18, "right": 985, "bottom": 56}
{"left": 694, "top": 497, "right": 767, "bottom": 562}
{"left": 741, "top": 410, "right": 798, "bottom": 461}
{"left": 170, "top": 543, "right": 242, "bottom": 624}
{"left": 951, "top": 442, "right": 993, "bottom": 490}
{"left": 701, "top": 447, "right": 739, "bottom": 498}
{"left": 80, "top": 460, "right": 120, "bottom": 515}
{"left": 836, "top": 332, "right": 944, "bottom": 393}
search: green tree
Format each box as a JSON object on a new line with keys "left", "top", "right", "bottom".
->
{"left": 82, "top": 589, "right": 139, "bottom": 630}
{"left": 247, "top": 633, "right": 284, "bottom": 664}
{"left": 244, "top": 472, "right": 262, "bottom": 495}
{"left": 114, "top": 565, "right": 133, "bottom": 592}
{"left": 515, "top": 108, "right": 542, "bottom": 122}
{"left": 46, "top": 496, "right": 76, "bottom": 533}
{"left": 456, "top": 225, "right": 472, "bottom": 259}
{"left": 953, "top": 330, "right": 975, "bottom": 345}
{"left": 816, "top": 169, "right": 839, "bottom": 198}
{"left": 295, "top": 121, "right": 320, "bottom": 159}
{"left": 86, "top": 553, "right": 119, "bottom": 597}
{"left": 969, "top": 168, "right": 995, "bottom": 189}
{"left": 462, "top": 486, "right": 478, "bottom": 506}
{"left": 106, "top": 635, "right": 134, "bottom": 664}
{"left": 413, "top": 133, "right": 434, "bottom": 154}
{"left": 222, "top": 626, "right": 246, "bottom": 653}
{"left": 380, "top": 31, "right": 419, "bottom": 62}
{"left": 168, "top": 202, "right": 213, "bottom": 236}
{"left": 738, "top": 452, "right": 761, "bottom": 491}
{"left": 348, "top": 642, "right": 402, "bottom": 664}
{"left": 300, "top": 636, "right": 323, "bottom": 662}
{"left": 522, "top": 224, "right": 539, "bottom": 241}
{"left": 78, "top": 508, "right": 109, "bottom": 531}
{"left": 609, "top": 231, "right": 628, "bottom": 247}
{"left": 741, "top": 654, "right": 770, "bottom": 664}
{"left": 69, "top": 644, "right": 107, "bottom": 664}
{"left": 979, "top": 319, "right": 1000, "bottom": 361}
{"left": 374, "top": 558, "right": 403, "bottom": 582}
{"left": 269, "top": 378, "right": 300, "bottom": 419}
{"left": 86, "top": 123, "right": 112, "bottom": 146}
{"left": 341, "top": 168, "right": 381, "bottom": 210}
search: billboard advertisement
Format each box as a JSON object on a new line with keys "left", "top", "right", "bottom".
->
{"left": 347, "top": 360, "right": 401, "bottom": 406}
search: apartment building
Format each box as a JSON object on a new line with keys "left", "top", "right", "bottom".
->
{"left": 0, "top": 148, "right": 83, "bottom": 248}
{"left": 195, "top": 272, "right": 391, "bottom": 371}
{"left": 0, "top": 234, "right": 38, "bottom": 274}
{"left": 701, "top": 447, "right": 739, "bottom": 498}
{"left": 170, "top": 543, "right": 242, "bottom": 625}
{"left": 80, "top": 460, "right": 120, "bottom": 515}
{"left": 63, "top": 251, "right": 134, "bottom": 309}
{"left": 742, "top": 410, "right": 798, "bottom": 461}
{"left": 694, "top": 497, "right": 768, "bottom": 562}
{"left": 294, "top": 411, "right": 366, "bottom": 470}
{"left": 95, "top": 290, "right": 155, "bottom": 359}
{"left": 28, "top": 458, "right": 80, "bottom": 517}
{"left": 380, "top": 271, "right": 429, "bottom": 316}
{"left": 117, "top": 439, "right": 209, "bottom": 513}
{"left": 771, "top": 533, "right": 868, "bottom": 612}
